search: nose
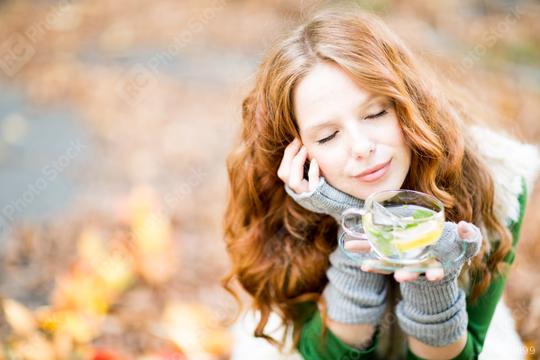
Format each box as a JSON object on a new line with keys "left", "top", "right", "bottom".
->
{"left": 349, "top": 132, "right": 375, "bottom": 158}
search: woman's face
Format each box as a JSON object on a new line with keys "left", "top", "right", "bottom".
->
{"left": 293, "top": 61, "right": 411, "bottom": 200}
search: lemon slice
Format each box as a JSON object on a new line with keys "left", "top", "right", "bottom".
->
{"left": 391, "top": 222, "right": 443, "bottom": 252}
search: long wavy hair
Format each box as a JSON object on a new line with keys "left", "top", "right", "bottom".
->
{"left": 222, "top": 9, "right": 512, "bottom": 350}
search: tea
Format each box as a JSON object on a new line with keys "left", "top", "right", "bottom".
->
{"left": 362, "top": 204, "right": 444, "bottom": 261}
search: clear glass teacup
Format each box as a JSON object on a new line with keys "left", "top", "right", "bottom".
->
{"left": 340, "top": 189, "right": 447, "bottom": 269}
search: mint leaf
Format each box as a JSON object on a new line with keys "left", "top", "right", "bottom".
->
{"left": 412, "top": 209, "right": 433, "bottom": 219}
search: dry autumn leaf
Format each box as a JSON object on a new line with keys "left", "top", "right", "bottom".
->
{"left": 52, "top": 266, "right": 111, "bottom": 315}
{"left": 10, "top": 333, "right": 55, "bottom": 360}
{"left": 158, "top": 302, "right": 232, "bottom": 357}
{"left": 2, "top": 299, "right": 37, "bottom": 337}
{"left": 125, "top": 186, "right": 178, "bottom": 285}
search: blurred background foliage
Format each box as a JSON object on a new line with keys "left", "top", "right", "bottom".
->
{"left": 0, "top": 0, "right": 538, "bottom": 359}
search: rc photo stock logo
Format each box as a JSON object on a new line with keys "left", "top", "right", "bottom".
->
{"left": 0, "top": 33, "right": 36, "bottom": 77}
{"left": 115, "top": 0, "right": 227, "bottom": 105}
{"left": 0, "top": 0, "right": 74, "bottom": 77}
{"left": 115, "top": 64, "right": 160, "bottom": 106}
{"left": 0, "top": 138, "right": 87, "bottom": 233}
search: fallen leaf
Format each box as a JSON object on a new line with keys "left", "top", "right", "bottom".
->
{"left": 2, "top": 299, "right": 37, "bottom": 336}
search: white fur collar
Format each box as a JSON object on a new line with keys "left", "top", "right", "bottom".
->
{"left": 468, "top": 125, "right": 540, "bottom": 226}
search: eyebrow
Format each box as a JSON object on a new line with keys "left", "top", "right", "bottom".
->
{"left": 302, "top": 95, "right": 384, "bottom": 136}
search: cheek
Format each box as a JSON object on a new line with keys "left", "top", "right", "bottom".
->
{"left": 401, "top": 146, "right": 412, "bottom": 170}
{"left": 309, "top": 150, "right": 336, "bottom": 176}
{"left": 384, "top": 118, "right": 407, "bottom": 147}
{"left": 392, "top": 127, "right": 412, "bottom": 169}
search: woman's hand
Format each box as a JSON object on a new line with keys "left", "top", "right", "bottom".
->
{"left": 395, "top": 220, "right": 482, "bottom": 348}
{"left": 277, "top": 138, "right": 320, "bottom": 194}
{"left": 279, "top": 139, "right": 364, "bottom": 221}
{"left": 347, "top": 221, "right": 481, "bottom": 283}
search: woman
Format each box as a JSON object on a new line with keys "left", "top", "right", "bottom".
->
{"left": 223, "top": 9, "right": 539, "bottom": 359}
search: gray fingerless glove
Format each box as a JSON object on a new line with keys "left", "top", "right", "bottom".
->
{"left": 284, "top": 176, "right": 365, "bottom": 222}
{"left": 284, "top": 177, "right": 388, "bottom": 325}
{"left": 396, "top": 221, "right": 482, "bottom": 347}
{"left": 323, "top": 238, "right": 389, "bottom": 325}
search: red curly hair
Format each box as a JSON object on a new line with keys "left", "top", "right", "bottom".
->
{"left": 222, "top": 8, "right": 512, "bottom": 350}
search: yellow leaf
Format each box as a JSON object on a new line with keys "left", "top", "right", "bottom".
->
{"left": 12, "top": 333, "right": 55, "bottom": 360}
{"left": 2, "top": 298, "right": 37, "bottom": 336}
{"left": 133, "top": 214, "right": 171, "bottom": 253}
{"left": 52, "top": 270, "right": 111, "bottom": 315}
{"left": 36, "top": 309, "right": 92, "bottom": 342}
{"left": 137, "top": 250, "right": 175, "bottom": 285}
{"left": 160, "top": 302, "right": 231, "bottom": 356}
{"left": 96, "top": 252, "right": 135, "bottom": 295}
{"left": 35, "top": 306, "right": 59, "bottom": 333}
{"left": 203, "top": 328, "right": 232, "bottom": 355}
{"left": 54, "top": 310, "right": 102, "bottom": 343}
{"left": 128, "top": 185, "right": 160, "bottom": 227}
{"left": 53, "top": 332, "right": 73, "bottom": 359}
{"left": 77, "top": 227, "right": 107, "bottom": 268}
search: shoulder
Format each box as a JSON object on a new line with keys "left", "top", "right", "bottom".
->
{"left": 468, "top": 125, "right": 540, "bottom": 226}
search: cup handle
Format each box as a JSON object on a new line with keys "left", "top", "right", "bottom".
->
{"left": 341, "top": 207, "right": 368, "bottom": 239}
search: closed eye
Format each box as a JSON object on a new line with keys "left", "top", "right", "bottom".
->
{"left": 365, "top": 109, "right": 387, "bottom": 120}
{"left": 317, "top": 131, "right": 337, "bottom": 144}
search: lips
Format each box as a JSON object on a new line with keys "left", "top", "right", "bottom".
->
{"left": 353, "top": 160, "right": 392, "bottom": 178}
{"left": 353, "top": 159, "right": 392, "bottom": 182}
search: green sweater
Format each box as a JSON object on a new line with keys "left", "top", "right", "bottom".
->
{"left": 297, "top": 179, "right": 528, "bottom": 360}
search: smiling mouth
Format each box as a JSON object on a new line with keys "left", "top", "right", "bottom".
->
{"left": 353, "top": 159, "right": 392, "bottom": 182}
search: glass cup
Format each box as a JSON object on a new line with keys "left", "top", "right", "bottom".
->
{"left": 339, "top": 189, "right": 462, "bottom": 272}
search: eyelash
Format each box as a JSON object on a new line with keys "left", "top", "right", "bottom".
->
{"left": 316, "top": 109, "right": 388, "bottom": 144}
{"left": 365, "top": 109, "right": 387, "bottom": 120}
{"left": 318, "top": 131, "right": 337, "bottom": 144}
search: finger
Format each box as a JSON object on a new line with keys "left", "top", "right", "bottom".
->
{"left": 457, "top": 221, "right": 473, "bottom": 239}
{"left": 344, "top": 239, "right": 371, "bottom": 253}
{"left": 426, "top": 267, "right": 445, "bottom": 281}
{"left": 308, "top": 158, "right": 320, "bottom": 192}
{"left": 361, "top": 262, "right": 394, "bottom": 275}
{"left": 277, "top": 138, "right": 302, "bottom": 181}
{"left": 289, "top": 146, "right": 309, "bottom": 193}
{"left": 277, "top": 138, "right": 301, "bottom": 180}
{"left": 394, "top": 269, "right": 420, "bottom": 283}
{"left": 362, "top": 259, "right": 394, "bottom": 274}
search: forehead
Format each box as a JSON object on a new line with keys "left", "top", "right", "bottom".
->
{"left": 293, "top": 62, "right": 374, "bottom": 131}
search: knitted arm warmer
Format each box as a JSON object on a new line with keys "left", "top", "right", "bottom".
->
{"left": 284, "top": 177, "right": 388, "bottom": 325}
{"left": 284, "top": 176, "right": 364, "bottom": 222}
{"left": 323, "top": 240, "right": 389, "bottom": 325}
{"left": 396, "top": 221, "right": 482, "bottom": 346}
